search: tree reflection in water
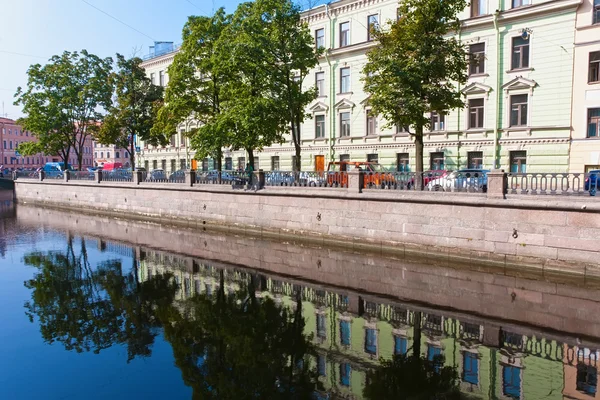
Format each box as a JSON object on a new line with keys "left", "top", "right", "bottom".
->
{"left": 23, "top": 239, "right": 320, "bottom": 399}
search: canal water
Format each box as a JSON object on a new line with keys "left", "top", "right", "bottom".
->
{"left": 1, "top": 189, "right": 599, "bottom": 400}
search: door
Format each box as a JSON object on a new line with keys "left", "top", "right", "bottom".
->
{"left": 315, "top": 155, "right": 325, "bottom": 172}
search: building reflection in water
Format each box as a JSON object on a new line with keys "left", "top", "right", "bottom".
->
{"left": 136, "top": 246, "right": 600, "bottom": 400}
{"left": 21, "top": 234, "right": 600, "bottom": 400}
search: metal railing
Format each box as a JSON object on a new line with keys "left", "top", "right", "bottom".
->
{"left": 69, "top": 171, "right": 95, "bottom": 181}
{"left": 195, "top": 170, "right": 247, "bottom": 185}
{"left": 102, "top": 170, "right": 133, "bottom": 182}
{"left": 264, "top": 171, "right": 348, "bottom": 188}
{"left": 423, "top": 171, "right": 487, "bottom": 193}
{"left": 144, "top": 169, "right": 186, "bottom": 183}
{"left": 508, "top": 173, "right": 598, "bottom": 196}
{"left": 14, "top": 170, "right": 39, "bottom": 179}
{"left": 362, "top": 172, "right": 417, "bottom": 190}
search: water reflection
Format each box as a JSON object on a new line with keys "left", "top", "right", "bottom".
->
{"left": 21, "top": 234, "right": 600, "bottom": 399}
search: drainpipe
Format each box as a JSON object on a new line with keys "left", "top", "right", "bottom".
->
{"left": 326, "top": 3, "right": 336, "bottom": 162}
{"left": 457, "top": 26, "right": 462, "bottom": 169}
{"left": 493, "top": 10, "right": 501, "bottom": 169}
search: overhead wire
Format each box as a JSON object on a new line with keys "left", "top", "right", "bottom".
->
{"left": 79, "top": 0, "right": 156, "bottom": 42}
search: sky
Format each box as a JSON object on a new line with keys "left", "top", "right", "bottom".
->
{"left": 0, "top": 0, "right": 326, "bottom": 120}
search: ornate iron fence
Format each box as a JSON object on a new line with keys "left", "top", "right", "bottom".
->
{"left": 195, "top": 170, "right": 247, "bottom": 185}
{"left": 69, "top": 171, "right": 95, "bottom": 181}
{"left": 264, "top": 171, "right": 348, "bottom": 188}
{"left": 102, "top": 170, "right": 133, "bottom": 182}
{"left": 508, "top": 173, "right": 598, "bottom": 196}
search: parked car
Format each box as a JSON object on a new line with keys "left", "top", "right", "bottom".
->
{"left": 266, "top": 171, "right": 295, "bottom": 186}
{"left": 146, "top": 169, "right": 167, "bottom": 181}
{"left": 169, "top": 169, "right": 186, "bottom": 182}
{"left": 586, "top": 170, "right": 600, "bottom": 196}
{"left": 426, "top": 169, "right": 489, "bottom": 192}
{"left": 406, "top": 170, "right": 448, "bottom": 189}
{"left": 326, "top": 161, "right": 393, "bottom": 188}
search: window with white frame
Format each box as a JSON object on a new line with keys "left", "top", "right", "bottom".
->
{"left": 315, "top": 28, "right": 325, "bottom": 49}
{"left": 469, "top": 43, "right": 485, "bottom": 75}
{"left": 150, "top": 73, "right": 155, "bottom": 85}
{"left": 271, "top": 156, "right": 280, "bottom": 171}
{"left": 315, "top": 115, "right": 326, "bottom": 138}
{"left": 511, "top": 36, "right": 530, "bottom": 70}
{"left": 340, "top": 67, "right": 350, "bottom": 93}
{"left": 467, "top": 151, "right": 483, "bottom": 169}
{"left": 366, "top": 110, "right": 377, "bottom": 136}
{"left": 339, "top": 22, "right": 350, "bottom": 47}
{"left": 595, "top": 0, "right": 600, "bottom": 24}
{"left": 589, "top": 51, "right": 600, "bottom": 83}
{"left": 316, "top": 72, "right": 325, "bottom": 96}
{"left": 468, "top": 98, "right": 484, "bottom": 129}
{"left": 367, "top": 14, "right": 379, "bottom": 41}
{"left": 510, "top": 94, "right": 528, "bottom": 127}
{"left": 430, "top": 112, "right": 445, "bottom": 131}
{"left": 588, "top": 108, "right": 600, "bottom": 138}
{"left": 159, "top": 70, "right": 165, "bottom": 86}
{"left": 471, "top": 0, "right": 487, "bottom": 17}
{"left": 340, "top": 112, "right": 350, "bottom": 137}
{"left": 512, "top": 0, "right": 531, "bottom": 8}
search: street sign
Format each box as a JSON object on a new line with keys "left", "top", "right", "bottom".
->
{"left": 135, "top": 146, "right": 141, "bottom": 153}
{"left": 15, "top": 151, "right": 20, "bottom": 157}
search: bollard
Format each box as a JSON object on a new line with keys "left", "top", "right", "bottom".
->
{"left": 38, "top": 170, "right": 45, "bottom": 182}
{"left": 94, "top": 169, "right": 102, "bottom": 183}
{"left": 184, "top": 169, "right": 196, "bottom": 187}
{"left": 63, "top": 170, "right": 70, "bottom": 182}
{"left": 133, "top": 170, "right": 143, "bottom": 185}
{"left": 258, "top": 169, "right": 265, "bottom": 189}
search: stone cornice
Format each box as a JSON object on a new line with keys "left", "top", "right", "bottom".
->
{"left": 140, "top": 52, "right": 179, "bottom": 68}
{"left": 301, "top": 0, "right": 387, "bottom": 24}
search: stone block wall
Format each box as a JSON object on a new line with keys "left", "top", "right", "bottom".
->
{"left": 13, "top": 180, "right": 600, "bottom": 271}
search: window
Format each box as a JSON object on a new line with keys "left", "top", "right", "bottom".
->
{"left": 471, "top": 0, "right": 487, "bottom": 17}
{"left": 340, "top": 112, "right": 350, "bottom": 137}
{"left": 340, "top": 67, "right": 350, "bottom": 93}
{"left": 367, "top": 14, "right": 379, "bottom": 41}
{"left": 2, "top": 141, "right": 5, "bottom": 149}
{"left": 468, "top": 98, "right": 484, "bottom": 129}
{"left": 150, "top": 73, "right": 155, "bottom": 85}
{"left": 100, "top": 151, "right": 103, "bottom": 158}
{"left": 463, "top": 352, "right": 479, "bottom": 385}
{"left": 153, "top": 160, "right": 158, "bottom": 170}
{"left": 469, "top": 43, "right": 485, "bottom": 75}
{"left": 512, "top": 0, "right": 531, "bottom": 7}
{"left": 180, "top": 159, "right": 186, "bottom": 170}
{"left": 468, "top": 151, "right": 483, "bottom": 169}
{"left": 161, "top": 159, "right": 167, "bottom": 170}
{"left": 339, "top": 154, "right": 350, "bottom": 162}
{"left": 340, "top": 363, "right": 351, "bottom": 386}
{"left": 115, "top": 151, "right": 120, "bottom": 159}
{"left": 430, "top": 152, "right": 445, "bottom": 170}
{"left": 144, "top": 160, "right": 149, "bottom": 171}
{"left": 394, "top": 336, "right": 408, "bottom": 355}
{"left": 255, "top": 158, "right": 260, "bottom": 170}
{"left": 238, "top": 157, "right": 246, "bottom": 170}
{"left": 366, "top": 111, "right": 377, "bottom": 136}
{"left": 316, "top": 72, "right": 325, "bottom": 96}
{"left": 511, "top": 36, "right": 530, "bottom": 70}
{"left": 589, "top": 51, "right": 600, "bottom": 83}
{"left": 502, "top": 365, "right": 521, "bottom": 399}
{"left": 225, "top": 157, "right": 232, "bottom": 170}
{"left": 107, "top": 152, "right": 111, "bottom": 159}
{"left": 510, "top": 151, "right": 527, "bottom": 173}
{"left": 595, "top": 0, "right": 600, "bottom": 24}
{"left": 170, "top": 159, "right": 176, "bottom": 172}
{"left": 577, "top": 364, "right": 598, "bottom": 395}
{"left": 317, "top": 356, "right": 327, "bottom": 377}
{"left": 367, "top": 153, "right": 378, "bottom": 163}
{"left": 9, "top": 141, "right": 12, "bottom": 150}
{"left": 315, "top": 115, "right": 325, "bottom": 138}
{"left": 159, "top": 70, "right": 165, "bottom": 86}
{"left": 271, "top": 156, "right": 280, "bottom": 171}
{"left": 588, "top": 108, "right": 600, "bottom": 138}
{"left": 315, "top": 28, "right": 325, "bottom": 49}
{"left": 396, "top": 124, "right": 408, "bottom": 134}
{"left": 427, "top": 345, "right": 442, "bottom": 361}
{"left": 510, "top": 94, "right": 528, "bottom": 127}
{"left": 317, "top": 314, "right": 327, "bottom": 339}
{"left": 340, "top": 320, "right": 351, "bottom": 345}
{"left": 292, "top": 155, "right": 300, "bottom": 171}
{"left": 430, "top": 112, "right": 445, "bottom": 131}
{"left": 339, "top": 22, "right": 350, "bottom": 47}
{"left": 397, "top": 153, "right": 410, "bottom": 172}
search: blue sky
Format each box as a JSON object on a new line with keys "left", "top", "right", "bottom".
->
{"left": 0, "top": 0, "right": 326, "bottom": 119}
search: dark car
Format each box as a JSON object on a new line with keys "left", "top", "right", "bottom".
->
{"left": 146, "top": 169, "right": 167, "bottom": 181}
{"left": 585, "top": 170, "right": 600, "bottom": 196}
{"left": 169, "top": 169, "right": 186, "bottom": 182}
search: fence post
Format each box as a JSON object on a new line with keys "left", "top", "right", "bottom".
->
{"left": 258, "top": 169, "right": 265, "bottom": 189}
{"left": 94, "top": 169, "right": 102, "bottom": 183}
{"left": 63, "top": 170, "right": 70, "bottom": 183}
{"left": 487, "top": 169, "right": 507, "bottom": 199}
{"left": 39, "top": 170, "right": 45, "bottom": 182}
{"left": 184, "top": 169, "right": 196, "bottom": 187}
{"left": 133, "top": 170, "right": 143, "bottom": 185}
{"left": 347, "top": 166, "right": 363, "bottom": 194}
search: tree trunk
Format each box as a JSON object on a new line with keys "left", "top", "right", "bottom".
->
{"left": 414, "top": 125, "right": 424, "bottom": 190}
{"left": 247, "top": 148, "right": 255, "bottom": 170}
{"left": 130, "top": 136, "right": 136, "bottom": 171}
{"left": 413, "top": 311, "right": 422, "bottom": 359}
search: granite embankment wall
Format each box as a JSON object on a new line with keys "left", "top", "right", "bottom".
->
{"left": 16, "top": 204, "right": 600, "bottom": 341}
{"left": 13, "top": 179, "right": 600, "bottom": 272}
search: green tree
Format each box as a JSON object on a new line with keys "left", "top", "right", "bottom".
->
{"left": 251, "top": 0, "right": 321, "bottom": 172}
{"left": 14, "top": 50, "right": 113, "bottom": 170}
{"left": 96, "top": 54, "right": 165, "bottom": 170}
{"left": 153, "top": 9, "right": 232, "bottom": 172}
{"left": 363, "top": 354, "right": 461, "bottom": 400}
{"left": 362, "top": 0, "right": 468, "bottom": 187}
{"left": 217, "top": 2, "right": 289, "bottom": 169}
